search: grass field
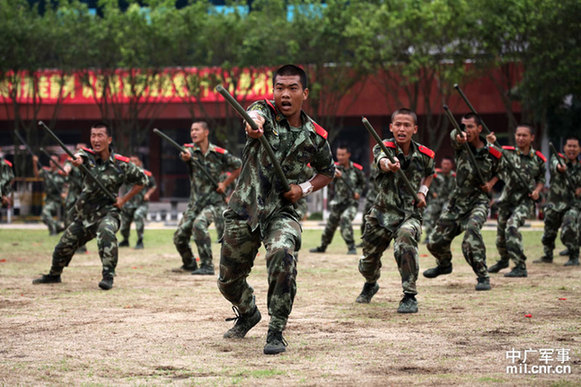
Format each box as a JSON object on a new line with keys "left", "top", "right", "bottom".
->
{"left": 0, "top": 227, "right": 579, "bottom": 385}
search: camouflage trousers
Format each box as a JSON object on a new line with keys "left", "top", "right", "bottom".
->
{"left": 49, "top": 212, "right": 121, "bottom": 277}
{"left": 320, "top": 201, "right": 357, "bottom": 248}
{"left": 427, "top": 199, "right": 490, "bottom": 278}
{"left": 542, "top": 205, "right": 579, "bottom": 259}
{"left": 495, "top": 201, "right": 532, "bottom": 266}
{"left": 423, "top": 199, "right": 447, "bottom": 241}
{"left": 359, "top": 211, "right": 421, "bottom": 295}
{"left": 174, "top": 204, "right": 223, "bottom": 268}
{"left": 360, "top": 199, "right": 374, "bottom": 236}
{"left": 41, "top": 198, "right": 62, "bottom": 234}
{"left": 218, "top": 209, "right": 300, "bottom": 332}
{"left": 120, "top": 204, "right": 149, "bottom": 241}
{"left": 64, "top": 196, "right": 76, "bottom": 228}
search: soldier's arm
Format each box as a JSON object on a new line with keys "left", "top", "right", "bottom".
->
{"left": 116, "top": 184, "right": 144, "bottom": 209}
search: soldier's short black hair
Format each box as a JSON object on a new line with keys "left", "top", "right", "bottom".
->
{"left": 565, "top": 135, "right": 580, "bottom": 145}
{"left": 516, "top": 123, "right": 535, "bottom": 135}
{"left": 273, "top": 64, "right": 308, "bottom": 90}
{"left": 462, "top": 113, "right": 481, "bottom": 126}
{"left": 337, "top": 143, "right": 351, "bottom": 153}
{"left": 391, "top": 108, "right": 417, "bottom": 124}
{"left": 192, "top": 120, "right": 209, "bottom": 131}
{"left": 91, "top": 122, "right": 111, "bottom": 136}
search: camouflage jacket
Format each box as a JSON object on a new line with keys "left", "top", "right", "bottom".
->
{"left": 228, "top": 99, "right": 335, "bottom": 232}
{"left": 450, "top": 130, "right": 502, "bottom": 202}
{"left": 64, "top": 158, "right": 84, "bottom": 207}
{"left": 372, "top": 138, "right": 435, "bottom": 220}
{"left": 429, "top": 169, "right": 456, "bottom": 204}
{"left": 0, "top": 156, "right": 14, "bottom": 198}
{"left": 546, "top": 154, "right": 581, "bottom": 212}
{"left": 365, "top": 162, "right": 380, "bottom": 205}
{"left": 183, "top": 142, "right": 242, "bottom": 209}
{"left": 74, "top": 148, "right": 147, "bottom": 227}
{"left": 330, "top": 161, "right": 366, "bottom": 206}
{"left": 498, "top": 146, "right": 546, "bottom": 206}
{"left": 123, "top": 169, "right": 157, "bottom": 209}
{"left": 39, "top": 167, "right": 66, "bottom": 203}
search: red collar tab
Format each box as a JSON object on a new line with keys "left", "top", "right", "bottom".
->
{"left": 535, "top": 150, "right": 547, "bottom": 162}
{"left": 502, "top": 145, "right": 516, "bottom": 151}
{"left": 312, "top": 121, "right": 328, "bottom": 139}
{"left": 212, "top": 146, "right": 226, "bottom": 154}
{"left": 383, "top": 141, "right": 396, "bottom": 149}
{"left": 4, "top": 159, "right": 12, "bottom": 167}
{"left": 82, "top": 147, "right": 95, "bottom": 154}
{"left": 418, "top": 145, "right": 435, "bottom": 159}
{"left": 114, "top": 154, "right": 130, "bottom": 163}
{"left": 488, "top": 147, "right": 502, "bottom": 159}
{"left": 353, "top": 162, "right": 363, "bottom": 170}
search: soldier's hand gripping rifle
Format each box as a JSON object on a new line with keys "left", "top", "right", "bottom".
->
{"left": 14, "top": 129, "right": 43, "bottom": 170}
{"left": 38, "top": 121, "right": 117, "bottom": 203}
{"left": 39, "top": 147, "right": 67, "bottom": 175}
{"left": 443, "top": 105, "right": 487, "bottom": 186}
{"left": 152, "top": 128, "right": 225, "bottom": 199}
{"left": 361, "top": 117, "right": 420, "bottom": 203}
{"left": 454, "top": 84, "right": 534, "bottom": 195}
{"left": 215, "top": 85, "right": 291, "bottom": 193}
{"left": 549, "top": 142, "right": 576, "bottom": 191}
{"left": 334, "top": 167, "right": 357, "bottom": 197}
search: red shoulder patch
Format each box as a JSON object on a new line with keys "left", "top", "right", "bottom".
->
{"left": 4, "top": 159, "right": 12, "bottom": 167}
{"left": 184, "top": 143, "right": 194, "bottom": 148}
{"left": 502, "top": 145, "right": 516, "bottom": 151}
{"left": 312, "top": 122, "right": 328, "bottom": 139}
{"left": 82, "top": 147, "right": 95, "bottom": 154}
{"left": 114, "top": 154, "right": 130, "bottom": 163}
{"left": 264, "top": 99, "right": 276, "bottom": 112}
{"left": 418, "top": 145, "right": 435, "bottom": 159}
{"left": 535, "top": 150, "right": 547, "bottom": 162}
{"left": 213, "top": 146, "right": 226, "bottom": 154}
{"left": 353, "top": 162, "right": 363, "bottom": 170}
{"left": 144, "top": 169, "right": 153, "bottom": 177}
{"left": 452, "top": 172, "right": 457, "bottom": 177}
{"left": 558, "top": 153, "right": 566, "bottom": 159}
{"left": 334, "top": 162, "right": 340, "bottom": 166}
{"left": 383, "top": 141, "right": 396, "bottom": 149}
{"left": 489, "top": 147, "right": 502, "bottom": 159}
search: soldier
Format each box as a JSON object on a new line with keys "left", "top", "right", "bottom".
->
{"left": 355, "top": 108, "right": 435, "bottom": 313}
{"left": 534, "top": 136, "right": 581, "bottom": 266}
{"left": 218, "top": 64, "right": 334, "bottom": 355}
{"left": 423, "top": 113, "right": 501, "bottom": 291}
{"left": 172, "top": 121, "right": 242, "bottom": 275}
{"left": 32, "top": 153, "right": 66, "bottom": 235}
{"left": 423, "top": 157, "right": 456, "bottom": 244}
{"left": 32, "top": 123, "right": 147, "bottom": 290}
{"left": 488, "top": 124, "right": 546, "bottom": 277}
{"left": 63, "top": 143, "right": 88, "bottom": 253}
{"left": 310, "top": 144, "right": 366, "bottom": 254}
{"left": 119, "top": 155, "right": 157, "bottom": 249}
{"left": 0, "top": 148, "right": 14, "bottom": 211}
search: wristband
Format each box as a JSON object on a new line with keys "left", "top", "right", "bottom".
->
{"left": 299, "top": 181, "right": 314, "bottom": 197}
{"left": 418, "top": 185, "right": 429, "bottom": 196}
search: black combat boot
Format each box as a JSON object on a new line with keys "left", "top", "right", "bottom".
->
{"left": 309, "top": 246, "right": 326, "bottom": 253}
{"left": 475, "top": 277, "right": 491, "bottom": 291}
{"left": 423, "top": 264, "right": 452, "bottom": 278}
{"left": 564, "top": 257, "right": 580, "bottom": 266}
{"left": 263, "top": 329, "right": 287, "bottom": 355}
{"left": 346, "top": 244, "right": 357, "bottom": 255}
{"left": 32, "top": 274, "right": 62, "bottom": 284}
{"left": 533, "top": 256, "right": 553, "bottom": 264}
{"left": 504, "top": 264, "right": 527, "bottom": 277}
{"left": 488, "top": 260, "right": 509, "bottom": 273}
{"left": 98, "top": 273, "right": 114, "bottom": 290}
{"left": 223, "top": 306, "right": 262, "bottom": 339}
{"left": 355, "top": 282, "right": 379, "bottom": 303}
{"left": 134, "top": 239, "right": 144, "bottom": 249}
{"left": 397, "top": 294, "right": 418, "bottom": 313}
{"left": 191, "top": 266, "right": 215, "bottom": 275}
{"left": 118, "top": 239, "right": 130, "bottom": 247}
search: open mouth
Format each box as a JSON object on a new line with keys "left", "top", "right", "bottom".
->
{"left": 281, "top": 101, "right": 292, "bottom": 109}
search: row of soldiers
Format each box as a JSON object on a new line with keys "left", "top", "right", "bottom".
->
{"left": 1, "top": 64, "right": 580, "bottom": 356}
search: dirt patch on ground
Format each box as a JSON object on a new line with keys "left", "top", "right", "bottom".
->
{"left": 0, "top": 229, "right": 579, "bottom": 385}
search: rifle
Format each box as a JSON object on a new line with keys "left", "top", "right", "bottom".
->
{"left": 454, "top": 84, "right": 534, "bottom": 195}
{"left": 14, "top": 130, "right": 43, "bottom": 170}
{"left": 549, "top": 142, "right": 576, "bottom": 190}
{"left": 443, "top": 105, "right": 486, "bottom": 185}
{"left": 39, "top": 147, "right": 67, "bottom": 175}
{"left": 38, "top": 121, "right": 117, "bottom": 203}
{"left": 361, "top": 117, "right": 420, "bottom": 202}
{"left": 152, "top": 128, "right": 225, "bottom": 198}
{"left": 215, "top": 85, "right": 291, "bottom": 193}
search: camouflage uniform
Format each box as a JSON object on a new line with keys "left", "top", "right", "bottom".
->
{"left": 46, "top": 149, "right": 147, "bottom": 278}
{"left": 540, "top": 154, "right": 581, "bottom": 261}
{"left": 427, "top": 131, "right": 502, "bottom": 280}
{"left": 120, "top": 169, "right": 156, "bottom": 243}
{"left": 359, "top": 139, "right": 435, "bottom": 296}
{"left": 38, "top": 167, "right": 66, "bottom": 234}
{"left": 64, "top": 158, "right": 84, "bottom": 227}
{"left": 0, "top": 156, "right": 14, "bottom": 208}
{"left": 173, "top": 143, "right": 241, "bottom": 271}
{"left": 360, "top": 163, "right": 379, "bottom": 237}
{"left": 423, "top": 169, "right": 456, "bottom": 242}
{"left": 218, "top": 99, "right": 335, "bottom": 332}
{"left": 317, "top": 161, "right": 366, "bottom": 250}
{"left": 493, "top": 146, "right": 546, "bottom": 270}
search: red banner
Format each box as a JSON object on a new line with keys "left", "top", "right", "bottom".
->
{"left": 0, "top": 67, "right": 274, "bottom": 105}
